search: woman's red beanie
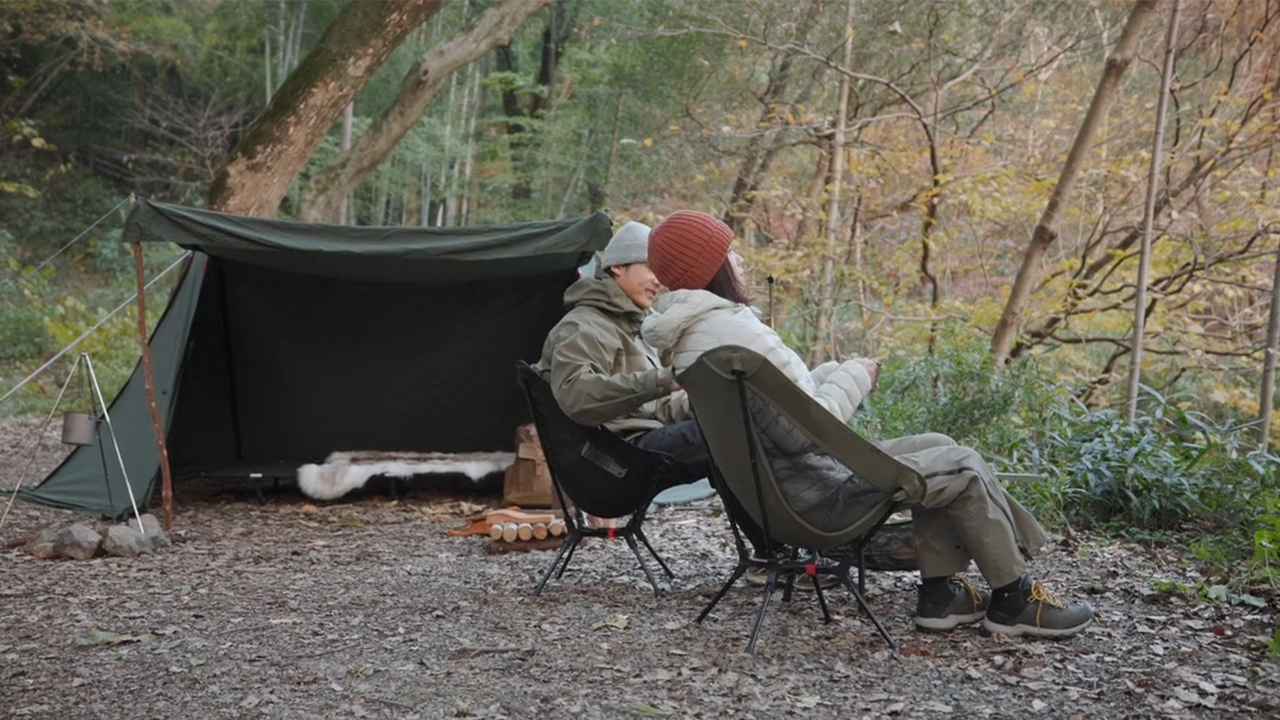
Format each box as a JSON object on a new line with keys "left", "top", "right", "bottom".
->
{"left": 647, "top": 210, "right": 734, "bottom": 290}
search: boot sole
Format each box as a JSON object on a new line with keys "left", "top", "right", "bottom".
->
{"left": 914, "top": 611, "right": 986, "bottom": 631}
{"left": 981, "top": 615, "right": 1093, "bottom": 638}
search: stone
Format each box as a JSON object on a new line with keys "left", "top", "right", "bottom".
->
{"left": 24, "top": 528, "right": 58, "bottom": 553}
{"left": 127, "top": 513, "right": 169, "bottom": 547}
{"left": 27, "top": 542, "right": 57, "bottom": 560}
{"left": 102, "top": 525, "right": 151, "bottom": 558}
{"left": 54, "top": 523, "right": 102, "bottom": 561}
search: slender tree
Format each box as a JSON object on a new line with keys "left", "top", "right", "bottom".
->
{"left": 1125, "top": 0, "right": 1181, "bottom": 421}
{"left": 989, "top": 0, "right": 1158, "bottom": 363}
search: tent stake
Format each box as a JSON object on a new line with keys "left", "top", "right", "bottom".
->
{"left": 132, "top": 241, "right": 175, "bottom": 532}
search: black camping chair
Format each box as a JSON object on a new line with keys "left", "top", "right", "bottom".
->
{"left": 678, "top": 346, "right": 927, "bottom": 653}
{"left": 515, "top": 361, "right": 681, "bottom": 597}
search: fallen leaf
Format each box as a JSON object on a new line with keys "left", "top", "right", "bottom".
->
{"left": 593, "top": 614, "right": 630, "bottom": 631}
{"left": 633, "top": 702, "right": 673, "bottom": 716}
{"left": 1173, "top": 687, "right": 1199, "bottom": 703}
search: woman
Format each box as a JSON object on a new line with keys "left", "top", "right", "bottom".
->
{"left": 640, "top": 210, "right": 1093, "bottom": 640}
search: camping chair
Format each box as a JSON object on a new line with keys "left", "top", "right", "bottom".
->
{"left": 678, "top": 346, "right": 927, "bottom": 653}
{"left": 515, "top": 361, "right": 680, "bottom": 597}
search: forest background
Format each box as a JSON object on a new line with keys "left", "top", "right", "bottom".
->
{"left": 3, "top": 0, "right": 1280, "bottom": 610}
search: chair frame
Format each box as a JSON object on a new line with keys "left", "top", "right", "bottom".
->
{"left": 515, "top": 362, "right": 677, "bottom": 597}
{"left": 693, "top": 369, "right": 899, "bottom": 653}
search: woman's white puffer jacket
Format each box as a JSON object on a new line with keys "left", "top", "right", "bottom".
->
{"left": 641, "top": 289, "right": 872, "bottom": 423}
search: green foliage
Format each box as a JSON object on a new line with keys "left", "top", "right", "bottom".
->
{"left": 852, "top": 323, "right": 1057, "bottom": 454}
{"left": 1028, "top": 389, "right": 1278, "bottom": 533}
{"left": 852, "top": 326, "right": 1279, "bottom": 560}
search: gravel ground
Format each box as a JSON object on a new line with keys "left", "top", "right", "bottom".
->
{"left": 2, "top": 423, "right": 1279, "bottom": 719}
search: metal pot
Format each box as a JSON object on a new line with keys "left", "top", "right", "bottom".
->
{"left": 61, "top": 412, "right": 97, "bottom": 446}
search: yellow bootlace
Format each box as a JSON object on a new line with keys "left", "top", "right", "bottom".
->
{"left": 1028, "top": 580, "right": 1064, "bottom": 627}
{"left": 954, "top": 576, "right": 983, "bottom": 611}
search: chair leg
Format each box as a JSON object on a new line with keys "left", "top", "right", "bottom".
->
{"left": 838, "top": 573, "right": 896, "bottom": 650}
{"left": 745, "top": 567, "right": 779, "bottom": 654}
{"left": 812, "top": 571, "right": 833, "bottom": 623}
{"left": 533, "top": 531, "right": 580, "bottom": 596}
{"left": 780, "top": 570, "right": 796, "bottom": 603}
{"left": 697, "top": 564, "right": 746, "bottom": 624}
{"left": 858, "top": 546, "right": 867, "bottom": 597}
{"left": 556, "top": 533, "right": 583, "bottom": 579}
{"left": 634, "top": 527, "right": 675, "bottom": 579}
{"left": 624, "top": 533, "right": 662, "bottom": 597}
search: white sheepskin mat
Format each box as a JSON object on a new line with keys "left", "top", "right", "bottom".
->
{"left": 297, "top": 450, "right": 515, "bottom": 501}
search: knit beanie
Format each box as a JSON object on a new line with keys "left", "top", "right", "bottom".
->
{"left": 647, "top": 211, "right": 734, "bottom": 290}
{"left": 601, "top": 221, "right": 651, "bottom": 268}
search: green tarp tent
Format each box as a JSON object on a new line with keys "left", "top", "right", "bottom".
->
{"left": 20, "top": 200, "right": 611, "bottom": 516}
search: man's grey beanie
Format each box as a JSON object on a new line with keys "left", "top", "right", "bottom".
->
{"left": 601, "top": 221, "right": 651, "bottom": 268}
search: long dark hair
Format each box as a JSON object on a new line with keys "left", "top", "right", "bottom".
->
{"left": 703, "top": 257, "right": 752, "bottom": 305}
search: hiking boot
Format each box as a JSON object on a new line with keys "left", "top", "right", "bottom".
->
{"left": 982, "top": 576, "right": 1094, "bottom": 639}
{"left": 914, "top": 576, "right": 990, "bottom": 630}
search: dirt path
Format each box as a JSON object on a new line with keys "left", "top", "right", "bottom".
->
{"left": 1, "top": 475, "right": 1278, "bottom": 720}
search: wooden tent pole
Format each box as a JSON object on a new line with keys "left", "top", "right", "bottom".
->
{"left": 131, "top": 234, "right": 175, "bottom": 531}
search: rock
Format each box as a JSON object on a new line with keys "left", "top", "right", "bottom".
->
{"left": 27, "top": 541, "right": 57, "bottom": 560}
{"left": 127, "top": 513, "right": 169, "bottom": 547}
{"left": 54, "top": 523, "right": 102, "bottom": 561}
{"left": 102, "top": 525, "right": 151, "bottom": 558}
{"left": 24, "top": 528, "right": 58, "bottom": 553}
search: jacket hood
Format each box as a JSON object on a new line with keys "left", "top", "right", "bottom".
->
{"left": 563, "top": 273, "right": 645, "bottom": 324}
{"left": 642, "top": 288, "right": 741, "bottom": 350}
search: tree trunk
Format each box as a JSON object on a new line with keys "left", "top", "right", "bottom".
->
{"left": 989, "top": 0, "right": 1158, "bottom": 362}
{"left": 1125, "top": 0, "right": 1181, "bottom": 422}
{"left": 206, "top": 0, "right": 444, "bottom": 217}
{"left": 1260, "top": 240, "right": 1280, "bottom": 451}
{"left": 297, "top": 0, "right": 550, "bottom": 223}
{"left": 337, "top": 100, "right": 355, "bottom": 224}
{"left": 810, "top": 0, "right": 855, "bottom": 366}
{"left": 722, "top": 0, "right": 823, "bottom": 235}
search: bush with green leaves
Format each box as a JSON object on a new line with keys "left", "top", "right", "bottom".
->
{"left": 851, "top": 323, "right": 1059, "bottom": 456}
{"left": 1025, "top": 388, "right": 1277, "bottom": 533}
{"left": 849, "top": 324, "right": 1278, "bottom": 539}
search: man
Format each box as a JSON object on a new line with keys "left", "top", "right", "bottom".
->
{"left": 538, "top": 220, "right": 835, "bottom": 590}
{"left": 537, "top": 221, "right": 706, "bottom": 489}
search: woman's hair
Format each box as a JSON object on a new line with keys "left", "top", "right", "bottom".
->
{"left": 703, "top": 257, "right": 752, "bottom": 305}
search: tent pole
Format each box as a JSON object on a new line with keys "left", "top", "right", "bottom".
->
{"left": 132, "top": 241, "right": 175, "bottom": 531}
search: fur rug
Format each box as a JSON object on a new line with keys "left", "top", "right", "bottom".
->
{"left": 297, "top": 450, "right": 515, "bottom": 501}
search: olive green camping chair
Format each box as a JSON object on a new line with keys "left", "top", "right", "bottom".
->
{"left": 678, "top": 345, "right": 927, "bottom": 653}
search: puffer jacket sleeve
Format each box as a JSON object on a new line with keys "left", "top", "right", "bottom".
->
{"left": 547, "top": 320, "right": 674, "bottom": 426}
{"left": 653, "top": 388, "right": 691, "bottom": 424}
{"left": 808, "top": 360, "right": 873, "bottom": 422}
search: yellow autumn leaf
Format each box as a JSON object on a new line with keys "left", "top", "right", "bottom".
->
{"left": 643, "top": 138, "right": 653, "bottom": 147}
{"left": 668, "top": 124, "right": 680, "bottom": 131}
{"left": 737, "top": 39, "right": 748, "bottom": 48}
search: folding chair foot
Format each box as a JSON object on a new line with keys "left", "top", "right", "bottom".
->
{"left": 813, "top": 573, "right": 833, "bottom": 623}
{"left": 533, "top": 532, "right": 580, "bottom": 596}
{"left": 635, "top": 527, "right": 676, "bottom": 579}
{"left": 624, "top": 533, "right": 663, "bottom": 597}
{"left": 745, "top": 567, "right": 780, "bottom": 654}
{"left": 697, "top": 564, "right": 746, "bottom": 624}
{"left": 840, "top": 575, "right": 896, "bottom": 649}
